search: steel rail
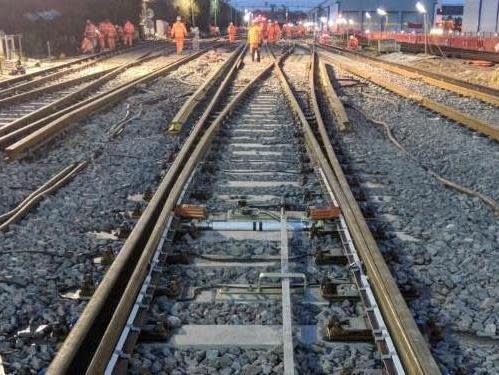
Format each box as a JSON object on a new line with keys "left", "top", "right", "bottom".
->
{"left": 87, "top": 53, "right": 273, "bottom": 375}
{"left": 0, "top": 163, "right": 77, "bottom": 224}
{"left": 168, "top": 43, "right": 245, "bottom": 132}
{"left": 318, "top": 51, "right": 499, "bottom": 142}
{"left": 0, "top": 67, "right": 116, "bottom": 107}
{"left": 399, "top": 42, "right": 499, "bottom": 64}
{"left": 317, "top": 60, "right": 350, "bottom": 131}
{"left": 317, "top": 43, "right": 499, "bottom": 107}
{"left": 271, "top": 47, "right": 441, "bottom": 374}
{"left": 0, "top": 51, "right": 156, "bottom": 138}
{"left": 2, "top": 45, "right": 219, "bottom": 158}
{"left": 46, "top": 44, "right": 248, "bottom": 375}
{"left": 0, "top": 42, "right": 155, "bottom": 92}
{"left": 0, "top": 162, "right": 87, "bottom": 231}
{"left": 279, "top": 209, "right": 295, "bottom": 375}
{"left": 309, "top": 50, "right": 441, "bottom": 374}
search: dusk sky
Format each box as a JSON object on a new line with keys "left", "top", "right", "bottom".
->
{"left": 229, "top": 0, "right": 465, "bottom": 11}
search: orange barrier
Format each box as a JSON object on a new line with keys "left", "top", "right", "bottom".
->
{"left": 361, "top": 32, "right": 499, "bottom": 53}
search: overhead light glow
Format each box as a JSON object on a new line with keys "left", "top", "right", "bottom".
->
{"left": 320, "top": 16, "right": 327, "bottom": 23}
{"left": 416, "top": 2, "right": 427, "bottom": 14}
{"left": 243, "top": 13, "right": 250, "bottom": 22}
{"left": 348, "top": 19, "right": 354, "bottom": 25}
{"left": 377, "top": 8, "right": 387, "bottom": 16}
{"left": 337, "top": 17, "right": 347, "bottom": 25}
{"left": 365, "top": 12, "right": 371, "bottom": 19}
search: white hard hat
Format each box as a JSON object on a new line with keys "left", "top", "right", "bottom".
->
{"left": 177, "top": 16, "right": 181, "bottom": 21}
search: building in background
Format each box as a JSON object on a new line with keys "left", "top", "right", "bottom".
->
{"left": 308, "top": 0, "right": 445, "bottom": 32}
{"left": 462, "top": 0, "right": 499, "bottom": 33}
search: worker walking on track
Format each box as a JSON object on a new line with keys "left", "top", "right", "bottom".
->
{"left": 171, "top": 16, "right": 188, "bottom": 55}
{"left": 227, "top": 22, "right": 237, "bottom": 42}
{"left": 98, "top": 21, "right": 107, "bottom": 50}
{"left": 267, "top": 20, "right": 281, "bottom": 44}
{"left": 102, "top": 19, "right": 118, "bottom": 50}
{"left": 123, "top": 20, "right": 135, "bottom": 47}
{"left": 248, "top": 20, "right": 262, "bottom": 62}
{"left": 83, "top": 20, "right": 99, "bottom": 53}
{"left": 115, "top": 24, "right": 124, "bottom": 48}
{"left": 272, "top": 21, "right": 281, "bottom": 43}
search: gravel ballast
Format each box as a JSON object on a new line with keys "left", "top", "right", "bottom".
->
{"left": 0, "top": 46, "right": 234, "bottom": 372}
{"left": 325, "top": 62, "right": 498, "bottom": 373}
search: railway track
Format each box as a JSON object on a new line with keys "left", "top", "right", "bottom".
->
{"left": 0, "top": 45, "right": 239, "bottom": 372}
{"left": 0, "top": 44, "right": 155, "bottom": 92}
{"left": 314, "top": 43, "right": 499, "bottom": 141}
{"left": 400, "top": 42, "right": 499, "bottom": 64}
{"left": 0, "top": 44, "right": 234, "bottom": 232}
{"left": 47, "top": 45, "right": 439, "bottom": 374}
{"left": 318, "top": 42, "right": 499, "bottom": 107}
{"left": 0, "top": 42, "right": 221, "bottom": 159}
{"left": 0, "top": 48, "right": 158, "bottom": 129}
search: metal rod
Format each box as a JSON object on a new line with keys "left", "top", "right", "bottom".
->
{"left": 280, "top": 209, "right": 295, "bottom": 375}
{"left": 194, "top": 220, "right": 311, "bottom": 231}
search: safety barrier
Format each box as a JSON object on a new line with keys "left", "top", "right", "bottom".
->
{"left": 362, "top": 32, "right": 499, "bottom": 53}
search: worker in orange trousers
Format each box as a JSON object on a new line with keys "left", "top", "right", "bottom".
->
{"left": 272, "top": 21, "right": 281, "bottom": 43}
{"left": 267, "top": 20, "right": 279, "bottom": 43}
{"left": 248, "top": 20, "right": 262, "bottom": 62}
{"left": 227, "top": 22, "right": 237, "bottom": 42}
{"left": 101, "top": 19, "right": 118, "bottom": 50}
{"left": 115, "top": 24, "right": 124, "bottom": 48}
{"left": 83, "top": 20, "right": 99, "bottom": 53}
{"left": 98, "top": 21, "right": 107, "bottom": 50}
{"left": 171, "top": 16, "right": 188, "bottom": 55}
{"left": 123, "top": 20, "right": 135, "bottom": 47}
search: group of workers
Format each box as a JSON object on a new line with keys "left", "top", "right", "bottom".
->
{"left": 81, "top": 15, "right": 337, "bottom": 59}
{"left": 247, "top": 19, "right": 282, "bottom": 62}
{"left": 81, "top": 19, "right": 135, "bottom": 53}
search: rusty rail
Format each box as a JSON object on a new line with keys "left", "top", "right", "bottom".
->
{"left": 0, "top": 51, "right": 155, "bottom": 138}
{"left": 0, "top": 162, "right": 87, "bottom": 231}
{"left": 317, "top": 60, "right": 349, "bottom": 131}
{"left": 2, "top": 46, "right": 218, "bottom": 158}
{"left": 0, "top": 42, "right": 156, "bottom": 93}
{"left": 168, "top": 44, "right": 245, "bottom": 132}
{"left": 319, "top": 50, "right": 499, "bottom": 141}
{"left": 47, "top": 44, "right": 250, "bottom": 375}
{"left": 317, "top": 42, "right": 499, "bottom": 107}
{"left": 0, "top": 67, "right": 115, "bottom": 107}
{"left": 273, "top": 47, "right": 441, "bottom": 374}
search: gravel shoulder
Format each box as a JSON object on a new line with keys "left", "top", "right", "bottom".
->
{"left": 325, "top": 63, "right": 499, "bottom": 374}
{"left": 324, "top": 52, "right": 499, "bottom": 128}
{"left": 376, "top": 51, "right": 499, "bottom": 89}
{"left": 0, "top": 46, "right": 233, "bottom": 373}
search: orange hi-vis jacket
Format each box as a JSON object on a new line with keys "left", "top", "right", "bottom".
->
{"left": 248, "top": 25, "right": 261, "bottom": 47}
{"left": 84, "top": 23, "right": 98, "bottom": 39}
{"left": 123, "top": 21, "right": 135, "bottom": 35}
{"left": 171, "top": 21, "right": 188, "bottom": 40}
{"left": 101, "top": 22, "right": 117, "bottom": 38}
{"left": 273, "top": 23, "right": 281, "bottom": 40}
{"left": 228, "top": 25, "right": 236, "bottom": 36}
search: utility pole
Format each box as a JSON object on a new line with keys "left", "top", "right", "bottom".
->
{"left": 416, "top": 2, "right": 428, "bottom": 55}
{"left": 191, "top": 0, "right": 196, "bottom": 26}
